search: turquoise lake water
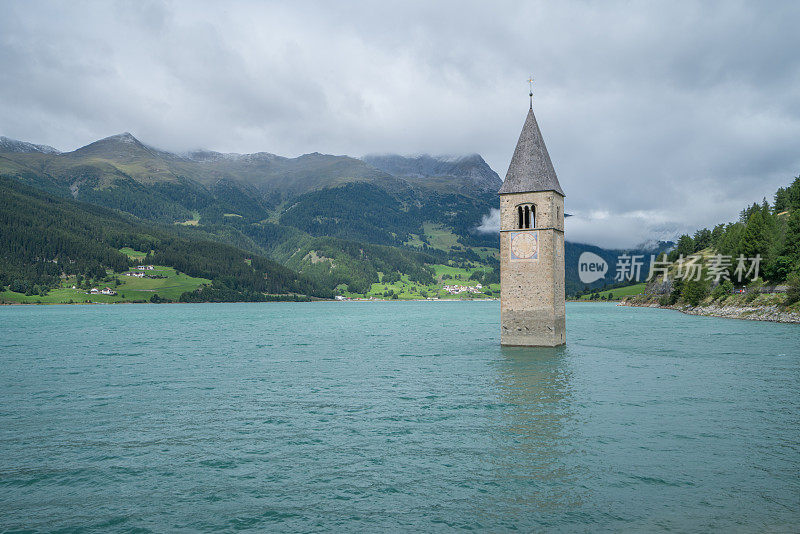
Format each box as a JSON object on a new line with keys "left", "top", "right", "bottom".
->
{"left": 1, "top": 301, "right": 799, "bottom": 532}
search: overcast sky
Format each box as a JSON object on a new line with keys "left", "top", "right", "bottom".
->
{"left": 1, "top": 1, "right": 799, "bottom": 248}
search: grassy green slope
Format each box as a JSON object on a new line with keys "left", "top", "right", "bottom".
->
{"left": 577, "top": 282, "right": 647, "bottom": 300}
{"left": 0, "top": 264, "right": 210, "bottom": 304}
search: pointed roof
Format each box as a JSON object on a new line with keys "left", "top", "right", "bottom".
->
{"left": 498, "top": 106, "right": 564, "bottom": 196}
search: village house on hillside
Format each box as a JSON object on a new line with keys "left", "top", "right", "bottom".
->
{"left": 443, "top": 284, "right": 483, "bottom": 295}
{"left": 88, "top": 287, "right": 117, "bottom": 295}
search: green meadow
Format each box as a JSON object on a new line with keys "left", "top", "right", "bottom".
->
{"left": 432, "top": 263, "right": 484, "bottom": 282}
{"left": 578, "top": 282, "right": 647, "bottom": 301}
{"left": 336, "top": 264, "right": 498, "bottom": 300}
{"left": 422, "top": 222, "right": 460, "bottom": 251}
{"left": 120, "top": 247, "right": 148, "bottom": 260}
{"left": 0, "top": 265, "right": 210, "bottom": 305}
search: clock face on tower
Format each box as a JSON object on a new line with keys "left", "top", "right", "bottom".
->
{"left": 510, "top": 231, "right": 539, "bottom": 261}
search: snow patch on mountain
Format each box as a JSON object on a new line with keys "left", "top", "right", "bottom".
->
{"left": 184, "top": 149, "right": 279, "bottom": 163}
{"left": 0, "top": 136, "right": 61, "bottom": 154}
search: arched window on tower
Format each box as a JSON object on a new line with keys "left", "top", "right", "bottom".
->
{"left": 515, "top": 203, "right": 535, "bottom": 229}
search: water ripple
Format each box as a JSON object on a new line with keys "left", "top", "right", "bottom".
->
{"left": 0, "top": 302, "right": 798, "bottom": 532}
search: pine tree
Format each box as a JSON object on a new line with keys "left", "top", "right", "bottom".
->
{"left": 676, "top": 234, "right": 695, "bottom": 256}
{"left": 775, "top": 187, "right": 789, "bottom": 212}
{"left": 786, "top": 176, "right": 800, "bottom": 211}
{"left": 781, "top": 210, "right": 800, "bottom": 264}
{"left": 740, "top": 210, "right": 769, "bottom": 259}
{"left": 692, "top": 228, "right": 712, "bottom": 251}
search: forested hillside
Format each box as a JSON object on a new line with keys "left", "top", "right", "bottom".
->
{"left": 667, "top": 176, "right": 800, "bottom": 284}
{"left": 0, "top": 177, "right": 325, "bottom": 301}
{"left": 0, "top": 134, "right": 502, "bottom": 249}
{"left": 0, "top": 176, "right": 459, "bottom": 301}
{"left": 626, "top": 176, "right": 800, "bottom": 310}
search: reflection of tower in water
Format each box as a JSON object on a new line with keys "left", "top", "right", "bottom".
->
{"left": 489, "top": 346, "right": 585, "bottom": 515}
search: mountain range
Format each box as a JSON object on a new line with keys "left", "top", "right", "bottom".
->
{"left": 0, "top": 132, "right": 665, "bottom": 298}
{"left": 0, "top": 132, "right": 497, "bottom": 197}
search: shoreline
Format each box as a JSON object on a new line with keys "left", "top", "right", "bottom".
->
{"left": 619, "top": 300, "right": 800, "bottom": 324}
{"left": 0, "top": 298, "right": 500, "bottom": 306}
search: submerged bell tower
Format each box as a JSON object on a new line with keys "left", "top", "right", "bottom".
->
{"left": 499, "top": 82, "right": 565, "bottom": 346}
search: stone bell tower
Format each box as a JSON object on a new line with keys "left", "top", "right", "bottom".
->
{"left": 499, "top": 90, "right": 565, "bottom": 346}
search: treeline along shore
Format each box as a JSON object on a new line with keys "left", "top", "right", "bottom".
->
{"left": 617, "top": 176, "right": 800, "bottom": 323}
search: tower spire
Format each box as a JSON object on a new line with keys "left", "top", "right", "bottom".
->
{"left": 528, "top": 76, "right": 533, "bottom": 109}
{"left": 498, "top": 95, "right": 564, "bottom": 196}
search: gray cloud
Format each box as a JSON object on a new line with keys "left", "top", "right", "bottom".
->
{"left": 1, "top": 0, "right": 799, "bottom": 247}
{"left": 475, "top": 208, "right": 500, "bottom": 234}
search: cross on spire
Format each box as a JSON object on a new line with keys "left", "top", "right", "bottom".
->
{"left": 498, "top": 80, "right": 565, "bottom": 197}
{"left": 528, "top": 76, "right": 534, "bottom": 109}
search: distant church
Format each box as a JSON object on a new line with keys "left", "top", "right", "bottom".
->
{"left": 498, "top": 91, "right": 566, "bottom": 346}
